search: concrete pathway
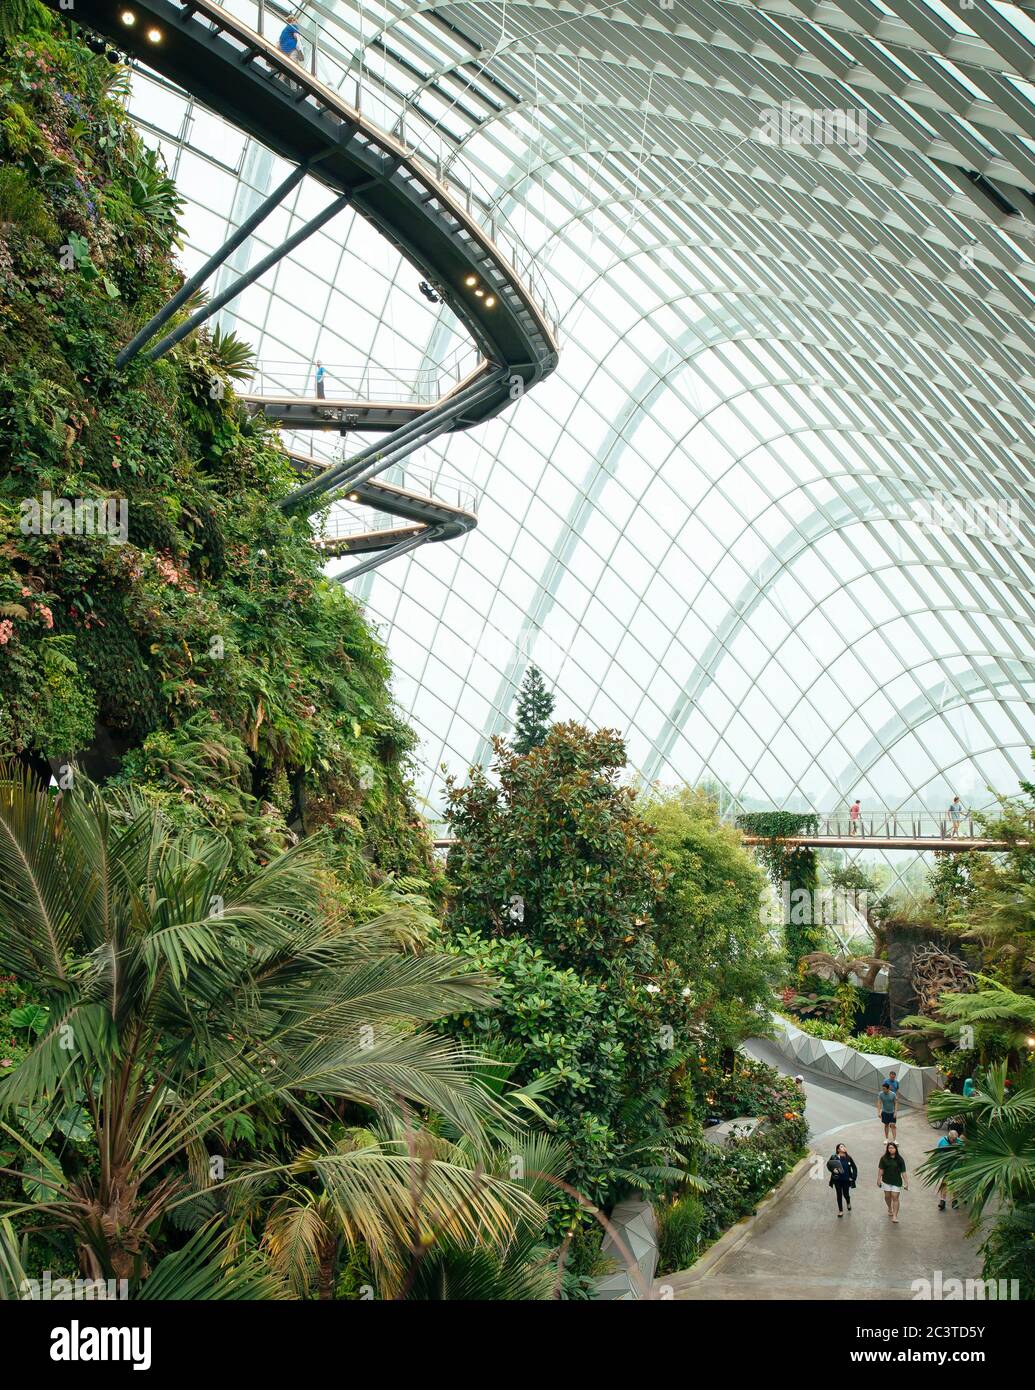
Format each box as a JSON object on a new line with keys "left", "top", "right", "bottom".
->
{"left": 662, "top": 1042, "right": 982, "bottom": 1300}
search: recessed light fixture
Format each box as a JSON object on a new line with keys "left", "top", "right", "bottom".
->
{"left": 464, "top": 275, "right": 477, "bottom": 287}
{"left": 348, "top": 493, "right": 359, "bottom": 502}
{"left": 484, "top": 295, "right": 496, "bottom": 308}
{"left": 475, "top": 288, "right": 484, "bottom": 298}
{"left": 120, "top": 9, "right": 136, "bottom": 24}
{"left": 146, "top": 26, "right": 163, "bottom": 42}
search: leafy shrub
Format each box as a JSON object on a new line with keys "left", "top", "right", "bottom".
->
{"left": 698, "top": 1115, "right": 806, "bottom": 1242}
{"left": 981, "top": 1204, "right": 1035, "bottom": 1300}
{"left": 783, "top": 1014, "right": 912, "bottom": 1059}
{"left": 656, "top": 1194, "right": 704, "bottom": 1275}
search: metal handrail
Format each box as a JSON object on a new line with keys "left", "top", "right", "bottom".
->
{"left": 242, "top": 0, "right": 559, "bottom": 335}
{"left": 244, "top": 342, "right": 482, "bottom": 404}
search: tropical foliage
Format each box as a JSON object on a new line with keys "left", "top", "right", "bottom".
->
{"left": 0, "top": 10, "right": 430, "bottom": 884}
{"left": 0, "top": 769, "right": 560, "bottom": 1291}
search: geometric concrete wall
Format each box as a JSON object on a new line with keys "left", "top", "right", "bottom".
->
{"left": 594, "top": 1198, "right": 658, "bottom": 1300}
{"left": 770, "top": 1016, "right": 943, "bottom": 1106}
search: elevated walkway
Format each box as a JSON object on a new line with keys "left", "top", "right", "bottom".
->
{"left": 47, "top": 0, "right": 556, "bottom": 575}
{"left": 287, "top": 449, "right": 476, "bottom": 578}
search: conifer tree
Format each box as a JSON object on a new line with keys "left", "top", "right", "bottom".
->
{"left": 512, "top": 664, "right": 555, "bottom": 753}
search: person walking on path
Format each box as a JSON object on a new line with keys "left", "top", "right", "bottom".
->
{"left": 883, "top": 1069, "right": 899, "bottom": 1095}
{"left": 878, "top": 1080, "right": 898, "bottom": 1139}
{"left": 827, "top": 1143, "right": 858, "bottom": 1217}
{"left": 936, "top": 1129, "right": 962, "bottom": 1211}
{"left": 848, "top": 798, "right": 861, "bottom": 835}
{"left": 948, "top": 795, "right": 965, "bottom": 837}
{"left": 877, "top": 1142, "right": 908, "bottom": 1222}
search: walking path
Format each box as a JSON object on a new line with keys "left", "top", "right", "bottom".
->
{"left": 660, "top": 1041, "right": 982, "bottom": 1299}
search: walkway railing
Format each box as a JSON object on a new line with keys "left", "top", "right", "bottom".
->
{"left": 319, "top": 464, "right": 478, "bottom": 540}
{"left": 245, "top": 343, "right": 481, "bottom": 404}
{"left": 813, "top": 812, "right": 980, "bottom": 840}
{"left": 234, "top": 0, "right": 559, "bottom": 335}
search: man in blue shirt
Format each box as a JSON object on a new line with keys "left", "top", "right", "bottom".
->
{"left": 883, "top": 1070, "right": 899, "bottom": 1093}
{"left": 936, "top": 1128, "right": 962, "bottom": 1210}
{"left": 315, "top": 360, "right": 326, "bottom": 399}
{"left": 279, "top": 16, "right": 304, "bottom": 65}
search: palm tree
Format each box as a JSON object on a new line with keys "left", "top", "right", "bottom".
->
{"left": 921, "top": 1062, "right": 1035, "bottom": 1216}
{"left": 0, "top": 1217, "right": 286, "bottom": 1300}
{"left": 0, "top": 767, "right": 543, "bottom": 1286}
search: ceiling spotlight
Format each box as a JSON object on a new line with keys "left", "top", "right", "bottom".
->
{"left": 464, "top": 274, "right": 477, "bottom": 287}
{"left": 146, "top": 26, "right": 163, "bottom": 42}
{"left": 484, "top": 295, "right": 496, "bottom": 308}
{"left": 474, "top": 288, "right": 484, "bottom": 298}
{"left": 348, "top": 493, "right": 359, "bottom": 502}
{"left": 120, "top": 9, "right": 136, "bottom": 25}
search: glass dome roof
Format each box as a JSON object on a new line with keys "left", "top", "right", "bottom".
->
{"left": 127, "top": 0, "right": 1035, "bottom": 821}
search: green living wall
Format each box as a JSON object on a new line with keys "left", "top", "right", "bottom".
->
{"left": 0, "top": 6, "right": 429, "bottom": 879}
{"left": 736, "top": 811, "right": 821, "bottom": 967}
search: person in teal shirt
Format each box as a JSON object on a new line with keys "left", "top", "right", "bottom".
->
{"left": 936, "top": 1129, "right": 962, "bottom": 1210}
{"left": 962, "top": 1076, "right": 975, "bottom": 1098}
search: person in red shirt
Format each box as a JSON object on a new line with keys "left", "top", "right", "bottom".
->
{"left": 848, "top": 799, "right": 861, "bottom": 835}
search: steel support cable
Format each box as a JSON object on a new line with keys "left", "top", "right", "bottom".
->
{"left": 147, "top": 191, "right": 354, "bottom": 363}
{"left": 116, "top": 156, "right": 326, "bottom": 367}
{"left": 280, "top": 366, "right": 507, "bottom": 515}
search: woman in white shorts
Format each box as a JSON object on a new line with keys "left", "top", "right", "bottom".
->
{"left": 877, "top": 1142, "right": 908, "bottom": 1222}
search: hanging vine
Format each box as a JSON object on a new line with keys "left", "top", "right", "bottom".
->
{"left": 736, "top": 812, "right": 821, "bottom": 966}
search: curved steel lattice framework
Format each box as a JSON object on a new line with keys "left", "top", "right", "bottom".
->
{"left": 104, "top": 0, "right": 1034, "bottom": 819}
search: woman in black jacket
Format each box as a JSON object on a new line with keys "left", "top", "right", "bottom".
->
{"left": 827, "top": 1143, "right": 858, "bottom": 1216}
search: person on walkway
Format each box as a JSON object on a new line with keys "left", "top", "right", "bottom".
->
{"left": 936, "top": 1129, "right": 962, "bottom": 1211}
{"left": 877, "top": 1081, "right": 898, "bottom": 1139}
{"left": 849, "top": 799, "right": 861, "bottom": 835}
{"left": 962, "top": 1076, "right": 976, "bottom": 1098}
{"left": 827, "top": 1143, "right": 858, "bottom": 1217}
{"left": 315, "top": 360, "right": 326, "bottom": 399}
{"left": 883, "top": 1069, "right": 899, "bottom": 1095}
{"left": 948, "top": 795, "right": 965, "bottom": 837}
{"left": 877, "top": 1142, "right": 908, "bottom": 1222}
{"left": 279, "top": 15, "right": 305, "bottom": 65}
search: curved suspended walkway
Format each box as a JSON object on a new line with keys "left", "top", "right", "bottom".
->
{"left": 287, "top": 450, "right": 477, "bottom": 583}
{"left": 46, "top": 0, "right": 558, "bottom": 577}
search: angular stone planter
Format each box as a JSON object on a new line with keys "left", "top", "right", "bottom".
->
{"left": 768, "top": 1016, "right": 943, "bottom": 1104}
{"left": 594, "top": 1198, "right": 658, "bottom": 1300}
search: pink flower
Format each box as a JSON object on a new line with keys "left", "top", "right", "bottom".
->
{"left": 0, "top": 620, "right": 13, "bottom": 646}
{"left": 37, "top": 604, "right": 54, "bottom": 629}
{"left": 0, "top": 1059, "right": 12, "bottom": 1068}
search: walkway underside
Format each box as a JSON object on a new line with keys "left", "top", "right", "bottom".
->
{"left": 288, "top": 449, "right": 476, "bottom": 565}
{"left": 240, "top": 393, "right": 430, "bottom": 435}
